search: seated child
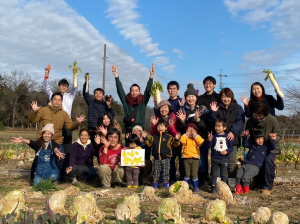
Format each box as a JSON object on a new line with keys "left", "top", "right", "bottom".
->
{"left": 206, "top": 118, "right": 233, "bottom": 194}
{"left": 142, "top": 119, "right": 181, "bottom": 188}
{"left": 180, "top": 123, "right": 204, "bottom": 192}
{"left": 11, "top": 123, "right": 64, "bottom": 185}
{"left": 125, "top": 134, "right": 144, "bottom": 188}
{"left": 235, "top": 130, "right": 276, "bottom": 194}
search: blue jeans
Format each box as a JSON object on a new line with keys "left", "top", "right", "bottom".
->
{"left": 58, "top": 144, "right": 65, "bottom": 171}
{"left": 198, "top": 144, "right": 209, "bottom": 174}
{"left": 34, "top": 170, "right": 59, "bottom": 185}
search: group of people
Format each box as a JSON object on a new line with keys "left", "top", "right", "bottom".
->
{"left": 11, "top": 63, "right": 284, "bottom": 196}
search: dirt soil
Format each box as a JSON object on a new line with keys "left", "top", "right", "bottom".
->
{"left": 1, "top": 157, "right": 300, "bottom": 224}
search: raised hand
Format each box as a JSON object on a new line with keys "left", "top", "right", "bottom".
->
{"left": 94, "top": 134, "right": 101, "bottom": 145}
{"left": 269, "top": 133, "right": 276, "bottom": 140}
{"left": 114, "top": 124, "right": 121, "bottom": 132}
{"left": 66, "top": 167, "right": 73, "bottom": 174}
{"left": 175, "top": 132, "right": 181, "bottom": 140}
{"left": 106, "top": 96, "right": 112, "bottom": 107}
{"left": 99, "top": 126, "right": 108, "bottom": 136}
{"left": 168, "top": 118, "right": 176, "bottom": 127}
{"left": 207, "top": 131, "right": 213, "bottom": 141}
{"left": 45, "top": 65, "right": 51, "bottom": 78}
{"left": 178, "top": 97, "right": 186, "bottom": 107}
{"left": 176, "top": 110, "right": 186, "bottom": 122}
{"left": 11, "top": 135, "right": 24, "bottom": 145}
{"left": 227, "top": 132, "right": 234, "bottom": 141}
{"left": 142, "top": 130, "right": 148, "bottom": 138}
{"left": 190, "top": 127, "right": 197, "bottom": 136}
{"left": 54, "top": 148, "right": 65, "bottom": 160}
{"left": 243, "top": 130, "right": 249, "bottom": 136}
{"left": 240, "top": 95, "right": 250, "bottom": 105}
{"left": 194, "top": 109, "right": 201, "bottom": 120}
{"left": 101, "top": 136, "right": 110, "bottom": 148}
{"left": 125, "top": 133, "right": 130, "bottom": 139}
{"left": 30, "top": 101, "right": 41, "bottom": 112}
{"left": 112, "top": 65, "right": 118, "bottom": 78}
{"left": 150, "top": 116, "right": 159, "bottom": 126}
{"left": 210, "top": 101, "right": 219, "bottom": 112}
{"left": 150, "top": 63, "right": 155, "bottom": 78}
{"left": 76, "top": 114, "right": 86, "bottom": 124}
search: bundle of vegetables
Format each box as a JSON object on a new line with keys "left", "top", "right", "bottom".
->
{"left": 69, "top": 60, "right": 82, "bottom": 88}
{"left": 158, "top": 198, "right": 182, "bottom": 224}
{"left": 0, "top": 150, "right": 16, "bottom": 160}
{"left": 251, "top": 207, "right": 272, "bottom": 224}
{"left": 0, "top": 190, "right": 26, "bottom": 216}
{"left": 140, "top": 186, "right": 159, "bottom": 200}
{"left": 216, "top": 180, "right": 234, "bottom": 204}
{"left": 48, "top": 190, "right": 67, "bottom": 214}
{"left": 169, "top": 181, "right": 205, "bottom": 204}
{"left": 269, "top": 212, "right": 289, "bottom": 224}
{"left": 262, "top": 69, "right": 284, "bottom": 99}
{"left": 205, "top": 199, "right": 226, "bottom": 222}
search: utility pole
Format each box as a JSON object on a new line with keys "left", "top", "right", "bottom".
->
{"left": 218, "top": 69, "right": 227, "bottom": 90}
{"left": 102, "top": 44, "right": 106, "bottom": 91}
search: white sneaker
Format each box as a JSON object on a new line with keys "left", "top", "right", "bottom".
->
{"left": 72, "top": 178, "right": 78, "bottom": 185}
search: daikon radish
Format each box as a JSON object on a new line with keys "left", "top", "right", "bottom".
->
{"left": 85, "top": 73, "right": 89, "bottom": 93}
{"left": 69, "top": 60, "right": 82, "bottom": 88}
{"left": 262, "top": 69, "right": 284, "bottom": 99}
{"left": 150, "top": 81, "right": 163, "bottom": 104}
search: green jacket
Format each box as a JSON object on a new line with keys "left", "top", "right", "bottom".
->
{"left": 245, "top": 114, "right": 281, "bottom": 153}
{"left": 115, "top": 77, "right": 153, "bottom": 129}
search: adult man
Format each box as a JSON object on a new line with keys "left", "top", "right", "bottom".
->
{"left": 83, "top": 74, "right": 115, "bottom": 150}
{"left": 28, "top": 92, "right": 85, "bottom": 181}
{"left": 197, "top": 76, "right": 219, "bottom": 188}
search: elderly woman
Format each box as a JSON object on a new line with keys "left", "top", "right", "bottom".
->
{"left": 112, "top": 65, "right": 154, "bottom": 145}
{"left": 210, "top": 88, "right": 245, "bottom": 189}
{"left": 245, "top": 101, "right": 280, "bottom": 195}
{"left": 241, "top": 82, "right": 284, "bottom": 118}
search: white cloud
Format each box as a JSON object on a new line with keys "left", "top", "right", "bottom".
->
{"left": 105, "top": 0, "right": 165, "bottom": 57}
{"left": 173, "top": 49, "right": 184, "bottom": 59}
{"left": 162, "top": 65, "right": 176, "bottom": 72}
{"left": 0, "top": 0, "right": 153, "bottom": 103}
{"left": 222, "top": 51, "right": 232, "bottom": 55}
{"left": 223, "top": 0, "right": 279, "bottom": 13}
{"left": 154, "top": 56, "right": 169, "bottom": 66}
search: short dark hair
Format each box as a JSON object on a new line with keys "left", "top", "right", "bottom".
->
{"left": 94, "top": 88, "right": 105, "bottom": 95}
{"left": 216, "top": 118, "right": 227, "bottom": 128}
{"left": 219, "top": 88, "right": 234, "bottom": 101}
{"left": 97, "top": 111, "right": 114, "bottom": 129}
{"left": 106, "top": 127, "right": 121, "bottom": 143}
{"left": 203, "top": 76, "right": 216, "bottom": 85}
{"left": 254, "top": 130, "right": 264, "bottom": 139}
{"left": 156, "top": 119, "right": 168, "bottom": 128}
{"left": 167, "top": 81, "right": 179, "bottom": 90}
{"left": 130, "top": 84, "right": 140, "bottom": 91}
{"left": 58, "top": 79, "right": 69, "bottom": 87}
{"left": 127, "top": 134, "right": 140, "bottom": 147}
{"left": 79, "top": 128, "right": 90, "bottom": 136}
{"left": 51, "top": 92, "right": 63, "bottom": 100}
{"left": 252, "top": 101, "right": 268, "bottom": 117}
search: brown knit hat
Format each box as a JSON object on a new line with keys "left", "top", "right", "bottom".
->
{"left": 156, "top": 100, "right": 172, "bottom": 110}
{"left": 186, "top": 123, "right": 198, "bottom": 132}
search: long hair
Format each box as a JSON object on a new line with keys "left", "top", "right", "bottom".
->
{"left": 97, "top": 111, "right": 114, "bottom": 129}
{"left": 249, "top": 82, "right": 266, "bottom": 107}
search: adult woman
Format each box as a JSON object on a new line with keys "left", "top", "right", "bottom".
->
{"left": 245, "top": 101, "right": 280, "bottom": 195}
{"left": 66, "top": 129, "right": 97, "bottom": 185}
{"left": 241, "top": 82, "right": 284, "bottom": 118}
{"left": 112, "top": 65, "right": 154, "bottom": 144}
{"left": 98, "top": 128, "right": 124, "bottom": 188}
{"left": 210, "top": 88, "right": 245, "bottom": 188}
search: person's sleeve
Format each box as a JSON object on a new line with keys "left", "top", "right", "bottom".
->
{"left": 28, "top": 140, "right": 41, "bottom": 152}
{"left": 226, "top": 139, "right": 234, "bottom": 155}
{"left": 83, "top": 82, "right": 92, "bottom": 106}
{"left": 115, "top": 77, "right": 127, "bottom": 106}
{"left": 43, "top": 79, "right": 53, "bottom": 101}
{"left": 70, "top": 82, "right": 78, "bottom": 101}
{"left": 143, "top": 78, "right": 153, "bottom": 105}
{"left": 242, "top": 135, "right": 252, "bottom": 148}
{"left": 180, "top": 134, "right": 188, "bottom": 147}
{"left": 150, "top": 124, "right": 157, "bottom": 136}
{"left": 230, "top": 105, "right": 245, "bottom": 136}
{"left": 207, "top": 110, "right": 218, "bottom": 123}
{"left": 99, "top": 146, "right": 108, "bottom": 165}
{"left": 204, "top": 139, "right": 213, "bottom": 149}
{"left": 171, "top": 137, "right": 180, "bottom": 148}
{"left": 63, "top": 113, "right": 79, "bottom": 130}
{"left": 168, "top": 122, "right": 178, "bottom": 137}
{"left": 143, "top": 136, "right": 154, "bottom": 147}
{"left": 194, "top": 134, "right": 205, "bottom": 147}
{"left": 272, "top": 118, "right": 281, "bottom": 149}
{"left": 106, "top": 105, "right": 115, "bottom": 117}
{"left": 176, "top": 119, "right": 186, "bottom": 134}
{"left": 195, "top": 120, "right": 206, "bottom": 134}
{"left": 272, "top": 95, "right": 284, "bottom": 110}
{"left": 153, "top": 107, "right": 158, "bottom": 116}
{"left": 244, "top": 104, "right": 251, "bottom": 118}
{"left": 68, "top": 144, "right": 77, "bottom": 168}
{"left": 28, "top": 109, "right": 42, "bottom": 123}
{"left": 265, "top": 138, "right": 277, "bottom": 150}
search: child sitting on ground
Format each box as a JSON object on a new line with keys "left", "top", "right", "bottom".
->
{"left": 206, "top": 118, "right": 233, "bottom": 194}
{"left": 236, "top": 130, "right": 276, "bottom": 194}
{"left": 11, "top": 123, "right": 65, "bottom": 185}
{"left": 180, "top": 123, "right": 204, "bottom": 192}
{"left": 125, "top": 134, "right": 145, "bottom": 188}
{"left": 142, "top": 119, "right": 181, "bottom": 188}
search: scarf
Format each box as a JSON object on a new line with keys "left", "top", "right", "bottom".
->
{"left": 126, "top": 93, "right": 143, "bottom": 108}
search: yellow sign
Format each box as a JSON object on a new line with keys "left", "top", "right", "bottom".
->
{"left": 121, "top": 149, "right": 145, "bottom": 166}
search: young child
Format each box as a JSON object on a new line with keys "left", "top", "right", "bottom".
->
{"left": 125, "top": 134, "right": 144, "bottom": 188}
{"left": 236, "top": 130, "right": 276, "bottom": 194}
{"left": 143, "top": 119, "right": 181, "bottom": 188}
{"left": 11, "top": 124, "right": 65, "bottom": 185}
{"left": 206, "top": 118, "right": 233, "bottom": 193}
{"left": 180, "top": 123, "right": 204, "bottom": 192}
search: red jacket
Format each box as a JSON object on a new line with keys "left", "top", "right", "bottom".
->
{"left": 150, "top": 112, "right": 178, "bottom": 137}
{"left": 99, "top": 144, "right": 124, "bottom": 171}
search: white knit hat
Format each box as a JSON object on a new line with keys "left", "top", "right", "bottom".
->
{"left": 42, "top": 123, "right": 54, "bottom": 135}
{"left": 132, "top": 125, "right": 143, "bottom": 134}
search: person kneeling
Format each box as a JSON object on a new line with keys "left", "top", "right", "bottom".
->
{"left": 11, "top": 124, "right": 64, "bottom": 185}
{"left": 66, "top": 129, "right": 97, "bottom": 185}
{"left": 236, "top": 130, "right": 276, "bottom": 194}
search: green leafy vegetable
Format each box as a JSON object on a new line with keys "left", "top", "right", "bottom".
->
{"left": 172, "top": 182, "right": 182, "bottom": 193}
{"left": 150, "top": 81, "right": 163, "bottom": 98}
{"left": 262, "top": 69, "right": 276, "bottom": 81}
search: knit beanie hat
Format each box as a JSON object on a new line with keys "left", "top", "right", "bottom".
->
{"left": 186, "top": 123, "right": 198, "bottom": 132}
{"left": 132, "top": 125, "right": 143, "bottom": 134}
{"left": 42, "top": 123, "right": 54, "bottom": 135}
{"left": 184, "top": 83, "right": 198, "bottom": 97}
{"left": 156, "top": 100, "right": 172, "bottom": 110}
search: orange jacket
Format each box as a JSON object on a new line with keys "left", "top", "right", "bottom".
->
{"left": 180, "top": 134, "right": 204, "bottom": 159}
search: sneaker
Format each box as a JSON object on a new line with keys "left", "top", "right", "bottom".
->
{"left": 72, "top": 178, "right": 78, "bottom": 186}
{"left": 262, "top": 189, "right": 271, "bottom": 195}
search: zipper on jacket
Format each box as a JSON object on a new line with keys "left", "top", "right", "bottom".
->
{"left": 158, "top": 132, "right": 162, "bottom": 160}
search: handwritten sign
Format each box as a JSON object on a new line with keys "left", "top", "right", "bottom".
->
{"left": 121, "top": 149, "right": 145, "bottom": 166}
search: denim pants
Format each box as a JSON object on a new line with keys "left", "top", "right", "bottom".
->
{"left": 211, "top": 159, "right": 228, "bottom": 186}
{"left": 34, "top": 170, "right": 59, "bottom": 185}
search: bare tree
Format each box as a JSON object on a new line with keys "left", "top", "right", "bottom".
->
{"left": 284, "top": 83, "right": 300, "bottom": 114}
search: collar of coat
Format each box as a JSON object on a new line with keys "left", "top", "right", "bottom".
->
{"left": 76, "top": 138, "right": 91, "bottom": 150}
{"left": 47, "top": 102, "right": 63, "bottom": 113}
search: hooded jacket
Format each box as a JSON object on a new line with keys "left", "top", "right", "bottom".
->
{"left": 245, "top": 114, "right": 281, "bottom": 154}
{"left": 180, "top": 133, "right": 204, "bottom": 159}
{"left": 28, "top": 103, "right": 78, "bottom": 144}
{"left": 68, "top": 139, "right": 94, "bottom": 168}
{"left": 208, "top": 100, "right": 245, "bottom": 146}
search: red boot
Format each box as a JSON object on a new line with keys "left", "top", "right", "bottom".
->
{"left": 235, "top": 184, "right": 242, "bottom": 194}
{"left": 243, "top": 186, "right": 250, "bottom": 194}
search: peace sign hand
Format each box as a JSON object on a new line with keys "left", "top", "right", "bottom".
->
{"left": 207, "top": 131, "right": 213, "bottom": 141}
{"left": 178, "top": 97, "right": 186, "bottom": 107}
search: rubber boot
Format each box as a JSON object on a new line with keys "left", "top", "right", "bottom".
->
{"left": 163, "top": 182, "right": 169, "bottom": 188}
{"left": 153, "top": 182, "right": 158, "bottom": 189}
{"left": 193, "top": 179, "right": 199, "bottom": 192}
{"left": 211, "top": 185, "right": 216, "bottom": 194}
{"left": 243, "top": 186, "right": 250, "bottom": 194}
{"left": 235, "top": 184, "right": 242, "bottom": 194}
{"left": 184, "top": 178, "right": 190, "bottom": 185}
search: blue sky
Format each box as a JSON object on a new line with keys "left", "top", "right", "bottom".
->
{"left": 0, "top": 0, "right": 299, "bottom": 114}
